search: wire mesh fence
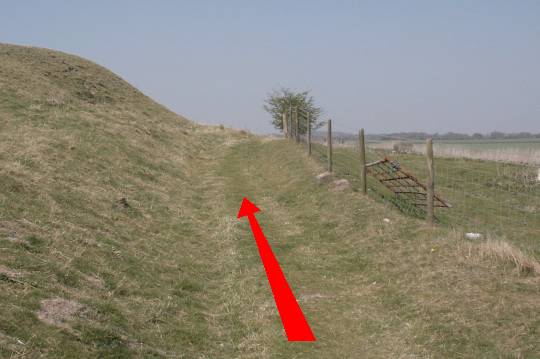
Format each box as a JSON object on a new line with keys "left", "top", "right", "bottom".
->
{"left": 282, "top": 109, "right": 540, "bottom": 253}
{"left": 366, "top": 142, "right": 539, "bottom": 247}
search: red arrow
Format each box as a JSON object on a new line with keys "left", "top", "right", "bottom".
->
{"left": 237, "top": 197, "right": 316, "bottom": 342}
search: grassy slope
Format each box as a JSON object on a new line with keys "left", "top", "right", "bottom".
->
{"left": 0, "top": 44, "right": 539, "bottom": 357}
{"left": 0, "top": 43, "right": 250, "bottom": 357}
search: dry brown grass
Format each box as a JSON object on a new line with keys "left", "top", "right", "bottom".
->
{"left": 368, "top": 141, "right": 540, "bottom": 164}
{"left": 475, "top": 239, "right": 540, "bottom": 275}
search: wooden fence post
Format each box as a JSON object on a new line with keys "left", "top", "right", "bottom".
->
{"left": 327, "top": 119, "right": 333, "bottom": 172}
{"left": 307, "top": 112, "right": 311, "bottom": 155}
{"left": 359, "top": 128, "right": 367, "bottom": 194}
{"left": 426, "top": 138, "right": 434, "bottom": 225}
{"left": 282, "top": 112, "right": 288, "bottom": 139}
{"left": 295, "top": 107, "right": 300, "bottom": 143}
{"left": 288, "top": 106, "right": 292, "bottom": 139}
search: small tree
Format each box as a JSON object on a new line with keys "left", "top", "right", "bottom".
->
{"left": 263, "top": 88, "right": 323, "bottom": 134}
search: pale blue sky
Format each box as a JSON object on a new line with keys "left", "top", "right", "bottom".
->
{"left": 2, "top": 1, "right": 539, "bottom": 134}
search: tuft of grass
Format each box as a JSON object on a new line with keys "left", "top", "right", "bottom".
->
{"left": 477, "top": 239, "right": 540, "bottom": 275}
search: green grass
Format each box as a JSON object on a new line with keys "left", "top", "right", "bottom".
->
{"left": 1, "top": 43, "right": 539, "bottom": 357}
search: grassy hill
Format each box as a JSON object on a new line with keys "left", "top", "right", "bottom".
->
{"left": 1, "top": 44, "right": 539, "bottom": 358}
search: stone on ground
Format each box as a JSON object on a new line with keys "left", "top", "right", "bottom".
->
{"left": 315, "top": 171, "right": 333, "bottom": 184}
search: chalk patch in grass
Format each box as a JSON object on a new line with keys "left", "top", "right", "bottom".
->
{"left": 331, "top": 178, "right": 350, "bottom": 191}
{"left": 37, "top": 298, "right": 85, "bottom": 329}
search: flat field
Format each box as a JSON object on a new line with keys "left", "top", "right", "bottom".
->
{"left": 367, "top": 138, "right": 540, "bottom": 164}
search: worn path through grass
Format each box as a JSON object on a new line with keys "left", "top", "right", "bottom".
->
{"left": 211, "top": 138, "right": 540, "bottom": 358}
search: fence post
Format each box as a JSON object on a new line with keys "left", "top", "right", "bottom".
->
{"left": 327, "top": 119, "right": 333, "bottom": 172}
{"left": 307, "top": 112, "right": 311, "bottom": 155}
{"left": 282, "top": 112, "right": 288, "bottom": 139}
{"left": 426, "top": 138, "right": 434, "bottom": 225}
{"left": 359, "top": 128, "right": 367, "bottom": 194}
{"left": 288, "top": 106, "right": 292, "bottom": 139}
{"left": 295, "top": 107, "right": 300, "bottom": 143}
